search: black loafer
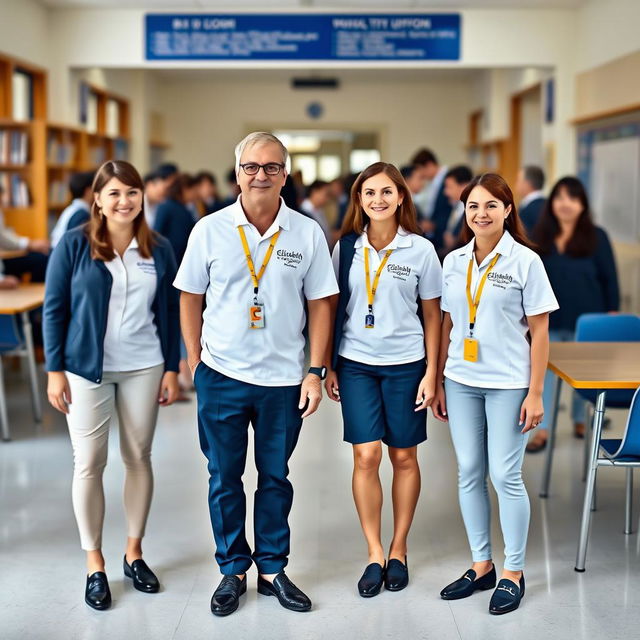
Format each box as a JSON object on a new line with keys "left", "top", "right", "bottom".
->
{"left": 85, "top": 571, "right": 111, "bottom": 610}
{"left": 257, "top": 572, "right": 311, "bottom": 612}
{"left": 489, "top": 574, "right": 525, "bottom": 615}
{"left": 123, "top": 556, "right": 160, "bottom": 593}
{"left": 385, "top": 557, "right": 409, "bottom": 592}
{"left": 211, "top": 575, "right": 247, "bottom": 617}
{"left": 440, "top": 564, "right": 496, "bottom": 600}
{"left": 358, "top": 562, "right": 385, "bottom": 597}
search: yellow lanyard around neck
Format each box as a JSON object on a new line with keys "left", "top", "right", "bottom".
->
{"left": 364, "top": 247, "right": 394, "bottom": 311}
{"left": 465, "top": 253, "right": 500, "bottom": 333}
{"left": 238, "top": 226, "right": 280, "bottom": 296}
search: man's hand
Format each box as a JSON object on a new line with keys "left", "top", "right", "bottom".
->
{"left": 298, "top": 373, "right": 322, "bottom": 418}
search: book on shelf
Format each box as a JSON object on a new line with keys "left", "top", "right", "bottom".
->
{"left": 90, "top": 145, "right": 108, "bottom": 167}
{"left": 48, "top": 179, "right": 70, "bottom": 205}
{"left": 0, "top": 171, "right": 31, "bottom": 207}
{"left": 0, "top": 129, "right": 29, "bottom": 165}
{"left": 47, "top": 135, "right": 76, "bottom": 166}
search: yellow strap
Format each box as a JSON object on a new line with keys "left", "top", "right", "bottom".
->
{"left": 364, "top": 247, "right": 394, "bottom": 308}
{"left": 238, "top": 226, "right": 280, "bottom": 291}
{"left": 465, "top": 253, "right": 500, "bottom": 328}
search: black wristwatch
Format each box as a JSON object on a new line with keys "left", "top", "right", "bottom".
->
{"left": 308, "top": 366, "right": 327, "bottom": 380}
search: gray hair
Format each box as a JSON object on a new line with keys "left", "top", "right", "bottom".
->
{"left": 234, "top": 132, "right": 289, "bottom": 173}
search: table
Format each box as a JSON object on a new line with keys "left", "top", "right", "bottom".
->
{"left": 0, "top": 283, "right": 45, "bottom": 440}
{"left": 539, "top": 342, "right": 640, "bottom": 571}
{"left": 0, "top": 249, "right": 28, "bottom": 260}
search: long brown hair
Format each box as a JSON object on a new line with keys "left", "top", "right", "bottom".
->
{"left": 460, "top": 173, "right": 532, "bottom": 248}
{"left": 88, "top": 160, "right": 156, "bottom": 261}
{"left": 340, "top": 162, "right": 422, "bottom": 237}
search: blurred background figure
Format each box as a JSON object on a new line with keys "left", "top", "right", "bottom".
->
{"left": 516, "top": 165, "right": 546, "bottom": 236}
{"left": 50, "top": 171, "right": 94, "bottom": 248}
{"left": 193, "top": 171, "right": 223, "bottom": 216}
{"left": 144, "top": 170, "right": 168, "bottom": 228}
{"left": 400, "top": 164, "right": 428, "bottom": 220}
{"left": 300, "top": 179, "right": 333, "bottom": 246}
{"left": 442, "top": 165, "right": 473, "bottom": 255}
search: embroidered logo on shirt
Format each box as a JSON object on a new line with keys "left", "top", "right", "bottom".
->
{"left": 277, "top": 249, "right": 303, "bottom": 268}
{"left": 386, "top": 263, "right": 412, "bottom": 281}
{"left": 487, "top": 271, "right": 512, "bottom": 289}
{"left": 137, "top": 261, "right": 156, "bottom": 275}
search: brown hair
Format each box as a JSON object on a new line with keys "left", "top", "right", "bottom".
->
{"left": 459, "top": 173, "right": 532, "bottom": 248}
{"left": 166, "top": 173, "right": 197, "bottom": 204}
{"left": 340, "top": 162, "right": 422, "bottom": 237}
{"left": 88, "top": 160, "right": 156, "bottom": 261}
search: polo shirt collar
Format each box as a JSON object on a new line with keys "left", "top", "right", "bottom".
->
{"left": 233, "top": 196, "right": 291, "bottom": 237}
{"left": 457, "top": 230, "right": 516, "bottom": 267}
{"left": 356, "top": 225, "right": 413, "bottom": 251}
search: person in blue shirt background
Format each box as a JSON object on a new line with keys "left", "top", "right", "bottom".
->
{"left": 50, "top": 171, "right": 94, "bottom": 247}
{"left": 515, "top": 166, "right": 546, "bottom": 236}
{"left": 526, "top": 176, "right": 619, "bottom": 452}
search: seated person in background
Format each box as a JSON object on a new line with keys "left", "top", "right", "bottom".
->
{"left": 194, "top": 171, "right": 223, "bottom": 216}
{"left": 0, "top": 184, "right": 49, "bottom": 287}
{"left": 143, "top": 171, "right": 168, "bottom": 229}
{"left": 300, "top": 180, "right": 332, "bottom": 246}
{"left": 442, "top": 165, "right": 474, "bottom": 254}
{"left": 50, "top": 171, "right": 94, "bottom": 247}
{"left": 516, "top": 165, "right": 546, "bottom": 235}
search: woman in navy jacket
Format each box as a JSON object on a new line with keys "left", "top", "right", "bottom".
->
{"left": 44, "top": 160, "right": 180, "bottom": 611}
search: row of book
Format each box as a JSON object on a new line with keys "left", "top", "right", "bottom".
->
{"left": 0, "top": 129, "right": 29, "bottom": 165}
{"left": 49, "top": 180, "right": 70, "bottom": 205}
{"left": 0, "top": 172, "right": 31, "bottom": 208}
{"left": 47, "top": 136, "right": 77, "bottom": 166}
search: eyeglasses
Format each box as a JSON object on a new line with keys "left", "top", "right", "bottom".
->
{"left": 239, "top": 163, "right": 285, "bottom": 176}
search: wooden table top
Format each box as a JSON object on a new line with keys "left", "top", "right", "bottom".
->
{"left": 548, "top": 342, "right": 640, "bottom": 390}
{"left": 0, "top": 249, "right": 28, "bottom": 260}
{"left": 0, "top": 283, "right": 45, "bottom": 314}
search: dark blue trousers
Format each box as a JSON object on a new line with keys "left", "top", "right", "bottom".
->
{"left": 194, "top": 362, "right": 304, "bottom": 575}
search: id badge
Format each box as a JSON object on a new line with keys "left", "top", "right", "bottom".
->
{"left": 249, "top": 303, "right": 265, "bottom": 329}
{"left": 463, "top": 337, "right": 478, "bottom": 362}
{"left": 365, "top": 314, "right": 375, "bottom": 329}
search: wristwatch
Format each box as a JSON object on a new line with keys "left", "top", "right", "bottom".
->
{"left": 308, "top": 366, "right": 327, "bottom": 380}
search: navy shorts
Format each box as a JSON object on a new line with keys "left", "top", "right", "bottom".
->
{"left": 337, "top": 356, "right": 427, "bottom": 448}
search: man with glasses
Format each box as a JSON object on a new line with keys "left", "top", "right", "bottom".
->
{"left": 175, "top": 132, "right": 338, "bottom": 617}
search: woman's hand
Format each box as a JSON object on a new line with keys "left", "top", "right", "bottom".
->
{"left": 158, "top": 371, "right": 180, "bottom": 406}
{"left": 414, "top": 373, "right": 435, "bottom": 412}
{"left": 520, "top": 391, "right": 544, "bottom": 433}
{"left": 431, "top": 382, "right": 448, "bottom": 422}
{"left": 47, "top": 371, "right": 71, "bottom": 414}
{"left": 324, "top": 369, "right": 340, "bottom": 402}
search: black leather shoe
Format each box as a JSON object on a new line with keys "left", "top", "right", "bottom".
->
{"left": 440, "top": 564, "right": 496, "bottom": 600}
{"left": 489, "top": 574, "right": 525, "bottom": 615}
{"left": 123, "top": 556, "right": 160, "bottom": 593}
{"left": 85, "top": 571, "right": 111, "bottom": 610}
{"left": 257, "top": 572, "right": 311, "bottom": 612}
{"left": 358, "top": 562, "right": 385, "bottom": 597}
{"left": 385, "top": 557, "right": 409, "bottom": 592}
{"left": 210, "top": 575, "right": 247, "bottom": 617}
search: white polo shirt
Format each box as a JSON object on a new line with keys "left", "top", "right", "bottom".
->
{"left": 441, "top": 230, "right": 558, "bottom": 389}
{"left": 102, "top": 237, "right": 164, "bottom": 372}
{"left": 332, "top": 227, "right": 442, "bottom": 366}
{"left": 174, "top": 197, "right": 339, "bottom": 387}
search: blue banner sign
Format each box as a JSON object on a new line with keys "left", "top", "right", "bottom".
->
{"left": 145, "top": 14, "right": 461, "bottom": 61}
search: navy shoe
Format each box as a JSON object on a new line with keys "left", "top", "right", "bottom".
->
{"left": 211, "top": 575, "right": 247, "bottom": 617}
{"left": 123, "top": 555, "right": 160, "bottom": 593}
{"left": 440, "top": 564, "right": 496, "bottom": 600}
{"left": 257, "top": 572, "right": 311, "bottom": 612}
{"left": 489, "top": 574, "right": 525, "bottom": 615}
{"left": 385, "top": 556, "right": 409, "bottom": 592}
{"left": 85, "top": 571, "right": 111, "bottom": 610}
{"left": 357, "top": 562, "right": 385, "bottom": 598}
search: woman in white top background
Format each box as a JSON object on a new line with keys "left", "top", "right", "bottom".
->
{"left": 433, "top": 173, "right": 558, "bottom": 615}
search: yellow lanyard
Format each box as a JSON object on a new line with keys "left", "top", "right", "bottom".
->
{"left": 238, "top": 226, "right": 280, "bottom": 298}
{"left": 465, "top": 253, "right": 500, "bottom": 334}
{"left": 364, "top": 247, "right": 393, "bottom": 312}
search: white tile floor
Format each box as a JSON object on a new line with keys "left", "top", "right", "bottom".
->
{"left": 1, "top": 367, "right": 639, "bottom": 640}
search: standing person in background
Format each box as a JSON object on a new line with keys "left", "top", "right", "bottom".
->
{"left": 50, "top": 171, "right": 94, "bottom": 247}
{"left": 334, "top": 172, "right": 359, "bottom": 235}
{"left": 399, "top": 165, "right": 428, "bottom": 220}
{"left": 143, "top": 171, "right": 168, "bottom": 229}
{"left": 44, "top": 160, "right": 180, "bottom": 611}
{"left": 222, "top": 167, "right": 241, "bottom": 207}
{"left": 525, "top": 176, "right": 619, "bottom": 452}
{"left": 280, "top": 174, "right": 300, "bottom": 212}
{"left": 515, "top": 166, "right": 546, "bottom": 236}
{"left": 410, "top": 148, "right": 449, "bottom": 248}
{"left": 300, "top": 180, "right": 332, "bottom": 246}
{"left": 442, "top": 166, "right": 474, "bottom": 254}
{"left": 326, "top": 162, "right": 442, "bottom": 598}
{"left": 194, "top": 171, "right": 223, "bottom": 216}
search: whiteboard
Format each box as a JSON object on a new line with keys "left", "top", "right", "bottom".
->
{"left": 590, "top": 137, "right": 640, "bottom": 242}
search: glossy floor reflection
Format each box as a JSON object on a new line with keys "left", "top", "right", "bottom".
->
{"left": 1, "top": 367, "right": 639, "bottom": 640}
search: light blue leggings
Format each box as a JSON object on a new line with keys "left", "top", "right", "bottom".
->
{"left": 445, "top": 378, "right": 529, "bottom": 571}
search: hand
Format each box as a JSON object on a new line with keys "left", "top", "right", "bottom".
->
{"left": 158, "top": 371, "right": 180, "bottom": 406}
{"left": 414, "top": 373, "right": 435, "bottom": 412}
{"left": 47, "top": 371, "right": 71, "bottom": 414}
{"left": 28, "top": 239, "right": 50, "bottom": 254}
{"left": 299, "top": 373, "right": 322, "bottom": 418}
{"left": 188, "top": 359, "right": 201, "bottom": 377}
{"left": 520, "top": 392, "right": 544, "bottom": 433}
{"left": 431, "top": 382, "right": 448, "bottom": 422}
{"left": 0, "top": 275, "right": 20, "bottom": 290}
{"left": 324, "top": 369, "right": 340, "bottom": 402}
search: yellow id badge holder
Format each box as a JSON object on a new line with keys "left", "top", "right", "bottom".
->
{"left": 463, "top": 337, "right": 478, "bottom": 362}
{"left": 249, "top": 303, "right": 265, "bottom": 329}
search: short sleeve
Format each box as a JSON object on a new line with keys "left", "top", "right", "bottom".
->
{"left": 331, "top": 242, "right": 340, "bottom": 279}
{"left": 440, "top": 255, "right": 453, "bottom": 312}
{"left": 418, "top": 242, "right": 442, "bottom": 300}
{"left": 523, "top": 254, "right": 559, "bottom": 316}
{"left": 303, "top": 223, "right": 340, "bottom": 300}
{"left": 173, "top": 220, "right": 211, "bottom": 294}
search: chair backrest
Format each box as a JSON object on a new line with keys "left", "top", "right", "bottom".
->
{"left": 575, "top": 313, "right": 640, "bottom": 408}
{"left": 0, "top": 315, "right": 22, "bottom": 352}
{"left": 610, "top": 386, "right": 640, "bottom": 459}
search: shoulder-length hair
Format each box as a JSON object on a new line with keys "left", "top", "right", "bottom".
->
{"left": 88, "top": 160, "right": 156, "bottom": 261}
{"left": 532, "top": 176, "right": 597, "bottom": 257}
{"left": 340, "top": 162, "right": 422, "bottom": 237}
{"left": 460, "top": 173, "right": 532, "bottom": 248}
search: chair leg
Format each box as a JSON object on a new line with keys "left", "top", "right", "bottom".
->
{"left": 540, "top": 376, "right": 562, "bottom": 498}
{"left": 20, "top": 311, "right": 42, "bottom": 423}
{"left": 0, "top": 358, "right": 10, "bottom": 441}
{"left": 625, "top": 468, "right": 633, "bottom": 535}
{"left": 582, "top": 405, "right": 592, "bottom": 482}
